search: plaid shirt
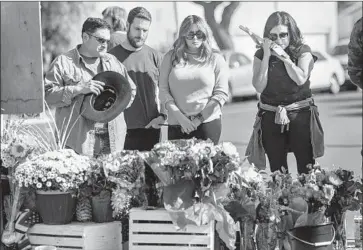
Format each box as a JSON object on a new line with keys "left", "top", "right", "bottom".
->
{"left": 44, "top": 45, "right": 136, "bottom": 155}
{"left": 348, "top": 18, "right": 362, "bottom": 89}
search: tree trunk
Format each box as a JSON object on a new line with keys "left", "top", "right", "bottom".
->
{"left": 194, "top": 1, "right": 241, "bottom": 50}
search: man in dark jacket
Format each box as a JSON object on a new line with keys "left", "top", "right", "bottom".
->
{"left": 348, "top": 18, "right": 362, "bottom": 89}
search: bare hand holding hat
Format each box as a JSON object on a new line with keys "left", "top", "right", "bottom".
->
{"left": 80, "top": 71, "right": 132, "bottom": 123}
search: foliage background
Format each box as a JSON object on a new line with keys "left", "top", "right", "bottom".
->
{"left": 41, "top": 2, "right": 96, "bottom": 72}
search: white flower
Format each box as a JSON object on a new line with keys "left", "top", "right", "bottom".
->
{"left": 41, "top": 177, "right": 47, "bottom": 182}
{"left": 46, "top": 181, "right": 52, "bottom": 187}
{"left": 36, "top": 182, "right": 42, "bottom": 189}
{"left": 1, "top": 155, "right": 16, "bottom": 168}
{"left": 323, "top": 184, "right": 335, "bottom": 202}
{"left": 220, "top": 142, "right": 239, "bottom": 157}
{"left": 56, "top": 177, "right": 62, "bottom": 183}
{"left": 10, "top": 143, "right": 27, "bottom": 158}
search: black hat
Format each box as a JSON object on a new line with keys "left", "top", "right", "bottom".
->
{"left": 80, "top": 71, "right": 132, "bottom": 123}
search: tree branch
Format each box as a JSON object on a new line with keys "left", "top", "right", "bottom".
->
{"left": 220, "top": 2, "right": 241, "bottom": 30}
{"left": 193, "top": 1, "right": 223, "bottom": 9}
{"left": 193, "top": 1, "right": 207, "bottom": 7}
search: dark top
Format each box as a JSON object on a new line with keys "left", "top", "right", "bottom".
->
{"left": 255, "top": 44, "right": 315, "bottom": 106}
{"left": 109, "top": 44, "right": 163, "bottom": 129}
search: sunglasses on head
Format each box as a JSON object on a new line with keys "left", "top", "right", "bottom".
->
{"left": 185, "top": 30, "right": 205, "bottom": 40}
{"left": 87, "top": 33, "right": 110, "bottom": 44}
{"left": 269, "top": 32, "right": 289, "bottom": 41}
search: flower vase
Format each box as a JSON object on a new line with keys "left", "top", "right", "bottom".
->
{"left": 91, "top": 192, "right": 113, "bottom": 223}
{"left": 288, "top": 223, "right": 335, "bottom": 250}
{"left": 36, "top": 190, "right": 76, "bottom": 225}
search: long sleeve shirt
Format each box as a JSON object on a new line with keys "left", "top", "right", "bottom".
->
{"left": 348, "top": 18, "right": 362, "bottom": 89}
{"left": 108, "top": 44, "right": 164, "bottom": 129}
{"left": 44, "top": 45, "right": 136, "bottom": 155}
{"left": 159, "top": 51, "right": 229, "bottom": 125}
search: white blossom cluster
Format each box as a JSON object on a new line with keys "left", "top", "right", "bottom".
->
{"left": 14, "top": 149, "right": 92, "bottom": 192}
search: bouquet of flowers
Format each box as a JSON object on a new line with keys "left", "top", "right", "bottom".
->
{"left": 1, "top": 118, "right": 45, "bottom": 171}
{"left": 145, "top": 139, "right": 241, "bottom": 196}
{"left": 324, "top": 168, "right": 362, "bottom": 248}
{"left": 13, "top": 149, "right": 92, "bottom": 192}
{"left": 143, "top": 139, "right": 242, "bottom": 250}
{"left": 96, "top": 150, "right": 147, "bottom": 218}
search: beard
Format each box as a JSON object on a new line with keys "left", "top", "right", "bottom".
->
{"left": 127, "top": 32, "right": 145, "bottom": 49}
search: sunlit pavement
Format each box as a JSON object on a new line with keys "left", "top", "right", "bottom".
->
{"left": 220, "top": 90, "right": 362, "bottom": 243}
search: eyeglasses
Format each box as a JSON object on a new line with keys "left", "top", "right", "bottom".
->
{"left": 185, "top": 30, "right": 206, "bottom": 40}
{"left": 87, "top": 33, "right": 110, "bottom": 44}
{"left": 269, "top": 32, "right": 289, "bottom": 41}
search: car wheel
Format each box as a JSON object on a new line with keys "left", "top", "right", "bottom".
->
{"left": 329, "top": 75, "right": 340, "bottom": 94}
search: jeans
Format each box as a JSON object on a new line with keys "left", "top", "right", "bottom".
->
{"left": 260, "top": 109, "right": 314, "bottom": 174}
{"left": 167, "top": 118, "right": 222, "bottom": 145}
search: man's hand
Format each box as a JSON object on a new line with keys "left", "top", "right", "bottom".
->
{"left": 145, "top": 115, "right": 166, "bottom": 129}
{"left": 74, "top": 80, "right": 105, "bottom": 96}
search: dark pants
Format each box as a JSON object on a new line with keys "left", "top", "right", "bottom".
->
{"left": 124, "top": 128, "right": 161, "bottom": 151}
{"left": 124, "top": 128, "right": 161, "bottom": 207}
{"left": 167, "top": 118, "right": 222, "bottom": 145}
{"left": 261, "top": 109, "right": 314, "bottom": 174}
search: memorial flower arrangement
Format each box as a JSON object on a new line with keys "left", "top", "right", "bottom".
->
{"left": 96, "top": 150, "right": 147, "bottom": 218}
{"left": 144, "top": 139, "right": 241, "bottom": 196}
{"left": 142, "top": 139, "right": 243, "bottom": 250}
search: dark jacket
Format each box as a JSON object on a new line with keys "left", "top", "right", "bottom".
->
{"left": 348, "top": 18, "right": 362, "bottom": 89}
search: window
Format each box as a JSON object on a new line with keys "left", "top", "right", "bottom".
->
{"left": 312, "top": 51, "right": 326, "bottom": 61}
{"left": 331, "top": 45, "right": 348, "bottom": 56}
{"left": 229, "top": 53, "right": 251, "bottom": 68}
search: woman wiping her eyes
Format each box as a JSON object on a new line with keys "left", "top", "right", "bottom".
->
{"left": 159, "top": 15, "right": 229, "bottom": 144}
{"left": 245, "top": 11, "right": 325, "bottom": 174}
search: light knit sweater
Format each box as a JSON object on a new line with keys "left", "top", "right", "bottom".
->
{"left": 159, "top": 51, "right": 229, "bottom": 125}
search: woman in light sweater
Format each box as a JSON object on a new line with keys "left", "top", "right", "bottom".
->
{"left": 159, "top": 15, "right": 229, "bottom": 144}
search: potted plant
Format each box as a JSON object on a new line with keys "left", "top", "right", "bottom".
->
{"left": 84, "top": 162, "right": 114, "bottom": 223}
{"left": 92, "top": 150, "right": 146, "bottom": 243}
{"left": 13, "top": 148, "right": 92, "bottom": 224}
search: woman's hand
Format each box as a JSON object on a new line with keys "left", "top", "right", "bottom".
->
{"left": 174, "top": 113, "right": 197, "bottom": 134}
{"left": 262, "top": 38, "right": 273, "bottom": 58}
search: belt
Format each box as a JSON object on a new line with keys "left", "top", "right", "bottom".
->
{"left": 94, "top": 123, "right": 108, "bottom": 135}
{"left": 94, "top": 127, "right": 108, "bottom": 135}
{"left": 259, "top": 97, "right": 314, "bottom": 133}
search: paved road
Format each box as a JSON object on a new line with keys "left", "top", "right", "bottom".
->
{"left": 221, "top": 91, "right": 362, "bottom": 176}
{"left": 220, "top": 91, "right": 362, "bottom": 243}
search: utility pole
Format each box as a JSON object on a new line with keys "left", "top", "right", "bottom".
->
{"left": 173, "top": 2, "right": 179, "bottom": 39}
{"left": 274, "top": 1, "right": 279, "bottom": 11}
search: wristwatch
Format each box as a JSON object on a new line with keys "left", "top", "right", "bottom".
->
{"left": 194, "top": 113, "right": 205, "bottom": 123}
{"left": 159, "top": 113, "right": 168, "bottom": 120}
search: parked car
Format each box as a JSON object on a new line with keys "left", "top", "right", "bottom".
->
{"left": 221, "top": 50, "right": 257, "bottom": 102}
{"left": 310, "top": 49, "right": 345, "bottom": 94}
{"left": 330, "top": 38, "right": 358, "bottom": 90}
